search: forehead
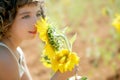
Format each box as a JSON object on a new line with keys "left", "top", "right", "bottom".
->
{"left": 17, "top": 4, "right": 40, "bottom": 14}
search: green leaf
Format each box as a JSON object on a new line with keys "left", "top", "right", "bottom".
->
{"left": 62, "top": 27, "right": 69, "bottom": 34}
{"left": 70, "top": 33, "right": 77, "bottom": 46}
{"left": 80, "top": 76, "right": 88, "bottom": 80}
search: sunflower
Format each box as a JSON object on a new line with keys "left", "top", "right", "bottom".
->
{"left": 51, "top": 49, "right": 79, "bottom": 73}
{"left": 40, "top": 55, "right": 51, "bottom": 68}
{"left": 101, "top": 8, "right": 110, "bottom": 16}
{"left": 112, "top": 14, "right": 120, "bottom": 32}
{"left": 36, "top": 18, "right": 49, "bottom": 43}
{"left": 43, "top": 43, "right": 56, "bottom": 59}
{"left": 36, "top": 18, "right": 80, "bottom": 73}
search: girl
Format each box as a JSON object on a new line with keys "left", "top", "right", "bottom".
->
{"left": 0, "top": 0, "right": 76, "bottom": 80}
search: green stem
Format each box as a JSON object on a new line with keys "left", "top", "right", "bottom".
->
{"left": 56, "top": 34, "right": 72, "bottom": 51}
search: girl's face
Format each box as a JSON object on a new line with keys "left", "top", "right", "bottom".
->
{"left": 9, "top": 4, "right": 41, "bottom": 41}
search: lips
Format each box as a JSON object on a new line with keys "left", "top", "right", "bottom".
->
{"left": 28, "top": 30, "right": 37, "bottom": 34}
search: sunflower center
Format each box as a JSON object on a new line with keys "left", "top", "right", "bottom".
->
{"left": 59, "top": 55, "right": 68, "bottom": 64}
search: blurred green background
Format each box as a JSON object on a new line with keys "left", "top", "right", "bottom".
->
{"left": 45, "top": 0, "right": 120, "bottom": 80}
{"left": 21, "top": 0, "right": 120, "bottom": 80}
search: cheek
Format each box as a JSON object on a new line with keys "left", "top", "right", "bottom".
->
{"left": 19, "top": 19, "right": 34, "bottom": 28}
{"left": 11, "top": 23, "right": 26, "bottom": 35}
{"left": 12, "top": 18, "right": 34, "bottom": 32}
{"left": 16, "top": 21, "right": 30, "bottom": 30}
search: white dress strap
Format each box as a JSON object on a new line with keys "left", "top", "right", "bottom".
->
{"left": 17, "top": 47, "right": 25, "bottom": 77}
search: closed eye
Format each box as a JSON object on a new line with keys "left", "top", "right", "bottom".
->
{"left": 36, "top": 13, "right": 41, "bottom": 17}
{"left": 21, "top": 15, "right": 30, "bottom": 19}
{"left": 36, "top": 10, "right": 41, "bottom": 17}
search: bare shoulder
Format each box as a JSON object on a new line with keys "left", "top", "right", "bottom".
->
{"left": 0, "top": 46, "right": 14, "bottom": 64}
{"left": 0, "top": 46, "right": 20, "bottom": 80}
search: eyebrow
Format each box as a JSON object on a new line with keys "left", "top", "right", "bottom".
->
{"left": 18, "top": 10, "right": 41, "bottom": 16}
{"left": 18, "top": 11, "right": 31, "bottom": 16}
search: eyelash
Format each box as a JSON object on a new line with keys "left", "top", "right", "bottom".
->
{"left": 36, "top": 13, "right": 41, "bottom": 17}
{"left": 21, "top": 13, "right": 41, "bottom": 19}
{"left": 22, "top": 15, "right": 30, "bottom": 19}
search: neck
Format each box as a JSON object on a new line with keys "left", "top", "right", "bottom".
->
{"left": 1, "top": 37, "right": 21, "bottom": 52}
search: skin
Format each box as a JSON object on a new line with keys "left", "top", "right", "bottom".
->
{"left": 0, "top": 3, "right": 76, "bottom": 80}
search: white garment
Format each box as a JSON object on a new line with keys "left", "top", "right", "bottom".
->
{"left": 0, "top": 42, "right": 25, "bottom": 78}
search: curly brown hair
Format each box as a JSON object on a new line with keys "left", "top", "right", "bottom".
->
{"left": 0, "top": 0, "right": 45, "bottom": 40}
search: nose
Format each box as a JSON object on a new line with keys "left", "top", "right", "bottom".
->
{"left": 32, "top": 16, "right": 38, "bottom": 24}
{"left": 30, "top": 16, "right": 38, "bottom": 29}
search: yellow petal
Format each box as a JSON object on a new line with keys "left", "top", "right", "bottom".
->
{"left": 44, "top": 43, "right": 55, "bottom": 59}
{"left": 51, "top": 49, "right": 80, "bottom": 73}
